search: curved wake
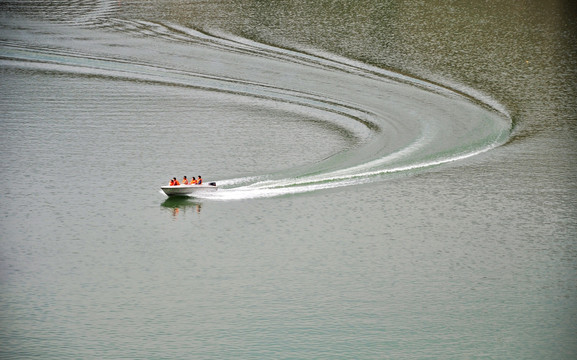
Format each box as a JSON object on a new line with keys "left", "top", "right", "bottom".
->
{"left": 0, "top": 8, "right": 512, "bottom": 200}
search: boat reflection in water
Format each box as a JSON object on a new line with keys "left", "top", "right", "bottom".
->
{"left": 161, "top": 197, "right": 202, "bottom": 218}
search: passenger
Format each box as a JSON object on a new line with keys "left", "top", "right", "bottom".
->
{"left": 190, "top": 177, "right": 197, "bottom": 185}
{"left": 169, "top": 178, "right": 175, "bottom": 186}
{"left": 172, "top": 177, "right": 180, "bottom": 186}
{"left": 182, "top": 176, "right": 189, "bottom": 185}
{"left": 197, "top": 175, "right": 202, "bottom": 185}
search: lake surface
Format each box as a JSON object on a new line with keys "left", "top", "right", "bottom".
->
{"left": 1, "top": 0, "right": 576, "bottom": 358}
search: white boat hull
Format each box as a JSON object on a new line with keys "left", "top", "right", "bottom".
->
{"left": 161, "top": 184, "right": 218, "bottom": 196}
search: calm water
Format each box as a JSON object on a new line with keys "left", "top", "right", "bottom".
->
{"left": 1, "top": 0, "right": 576, "bottom": 358}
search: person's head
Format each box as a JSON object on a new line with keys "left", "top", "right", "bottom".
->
{"left": 184, "top": 176, "right": 187, "bottom": 179}
{"left": 173, "top": 177, "right": 177, "bottom": 180}
{"left": 198, "top": 175, "right": 202, "bottom": 178}
{"left": 192, "top": 177, "right": 196, "bottom": 180}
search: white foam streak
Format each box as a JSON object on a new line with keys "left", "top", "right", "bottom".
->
{"left": 200, "top": 128, "right": 507, "bottom": 201}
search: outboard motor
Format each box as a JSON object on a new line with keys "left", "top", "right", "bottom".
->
{"left": 209, "top": 182, "right": 217, "bottom": 186}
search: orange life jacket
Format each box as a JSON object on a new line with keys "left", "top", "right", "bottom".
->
{"left": 169, "top": 179, "right": 175, "bottom": 186}
{"left": 174, "top": 180, "right": 180, "bottom": 186}
{"left": 191, "top": 179, "right": 197, "bottom": 184}
{"left": 183, "top": 178, "right": 189, "bottom": 185}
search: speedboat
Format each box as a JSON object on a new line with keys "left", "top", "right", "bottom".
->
{"left": 161, "top": 183, "right": 217, "bottom": 197}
